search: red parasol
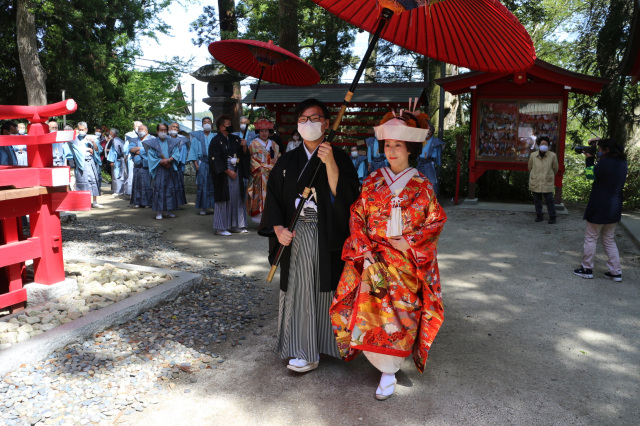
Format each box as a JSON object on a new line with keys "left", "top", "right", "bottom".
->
{"left": 311, "top": 0, "right": 536, "bottom": 73}
{"left": 208, "top": 39, "right": 320, "bottom": 86}
{"left": 208, "top": 39, "right": 320, "bottom": 139}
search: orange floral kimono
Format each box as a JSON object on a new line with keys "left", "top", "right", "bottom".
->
{"left": 247, "top": 138, "right": 279, "bottom": 218}
{"left": 330, "top": 167, "right": 447, "bottom": 372}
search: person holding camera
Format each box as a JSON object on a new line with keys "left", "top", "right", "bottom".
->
{"left": 574, "top": 138, "right": 628, "bottom": 282}
{"left": 528, "top": 136, "right": 558, "bottom": 224}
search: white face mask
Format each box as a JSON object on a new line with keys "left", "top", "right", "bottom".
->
{"left": 539, "top": 144, "right": 549, "bottom": 152}
{"left": 18, "top": 129, "right": 25, "bottom": 135}
{"left": 203, "top": 123, "right": 212, "bottom": 132}
{"left": 158, "top": 132, "right": 167, "bottom": 139}
{"left": 138, "top": 131, "right": 147, "bottom": 138}
{"left": 240, "top": 124, "right": 247, "bottom": 130}
{"left": 169, "top": 129, "right": 178, "bottom": 137}
{"left": 297, "top": 121, "right": 324, "bottom": 141}
{"left": 351, "top": 151, "right": 358, "bottom": 158}
{"left": 78, "top": 131, "right": 87, "bottom": 137}
{"left": 95, "top": 132, "right": 101, "bottom": 137}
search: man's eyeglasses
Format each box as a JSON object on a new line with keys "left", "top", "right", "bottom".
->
{"left": 297, "top": 114, "right": 325, "bottom": 124}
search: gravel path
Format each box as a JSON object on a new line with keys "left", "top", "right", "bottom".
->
{"left": 1, "top": 219, "right": 273, "bottom": 426}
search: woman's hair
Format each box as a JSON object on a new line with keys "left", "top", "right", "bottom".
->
{"left": 598, "top": 138, "right": 626, "bottom": 160}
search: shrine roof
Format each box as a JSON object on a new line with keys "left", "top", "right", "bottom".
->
{"left": 241, "top": 82, "right": 427, "bottom": 107}
{"left": 435, "top": 59, "right": 610, "bottom": 96}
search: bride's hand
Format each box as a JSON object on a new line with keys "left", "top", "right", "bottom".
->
{"left": 389, "top": 236, "right": 410, "bottom": 252}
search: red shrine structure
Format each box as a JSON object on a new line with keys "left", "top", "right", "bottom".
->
{"left": 436, "top": 59, "right": 609, "bottom": 203}
{"left": 0, "top": 100, "right": 91, "bottom": 313}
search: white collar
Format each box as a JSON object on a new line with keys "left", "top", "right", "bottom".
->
{"left": 303, "top": 143, "right": 318, "bottom": 160}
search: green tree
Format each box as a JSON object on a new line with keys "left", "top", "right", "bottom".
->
{"left": 0, "top": 0, "right": 188, "bottom": 130}
{"left": 190, "top": 0, "right": 358, "bottom": 83}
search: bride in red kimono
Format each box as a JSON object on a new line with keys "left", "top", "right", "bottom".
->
{"left": 330, "top": 109, "right": 447, "bottom": 400}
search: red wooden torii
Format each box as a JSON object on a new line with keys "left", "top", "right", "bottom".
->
{"left": 0, "top": 99, "right": 91, "bottom": 312}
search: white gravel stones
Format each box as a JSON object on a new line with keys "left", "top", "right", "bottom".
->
{"left": 0, "top": 218, "right": 272, "bottom": 425}
{"left": 0, "top": 262, "right": 168, "bottom": 349}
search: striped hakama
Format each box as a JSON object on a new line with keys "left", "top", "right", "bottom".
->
{"left": 129, "top": 166, "right": 153, "bottom": 207}
{"left": 175, "top": 168, "right": 188, "bottom": 205}
{"left": 151, "top": 165, "right": 181, "bottom": 211}
{"left": 75, "top": 155, "right": 101, "bottom": 196}
{"left": 213, "top": 158, "right": 246, "bottom": 231}
{"left": 195, "top": 161, "right": 216, "bottom": 209}
{"left": 276, "top": 209, "right": 340, "bottom": 361}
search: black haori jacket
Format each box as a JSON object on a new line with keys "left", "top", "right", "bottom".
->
{"left": 265, "top": 143, "right": 360, "bottom": 293}
{"left": 208, "top": 132, "right": 250, "bottom": 202}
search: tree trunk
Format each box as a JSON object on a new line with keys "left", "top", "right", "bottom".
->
{"left": 16, "top": 0, "right": 46, "bottom": 105}
{"left": 278, "top": 0, "right": 299, "bottom": 56}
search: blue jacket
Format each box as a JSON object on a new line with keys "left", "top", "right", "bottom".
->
{"left": 583, "top": 156, "right": 628, "bottom": 224}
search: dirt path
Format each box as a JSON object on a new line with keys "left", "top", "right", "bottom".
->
{"left": 77, "top": 194, "right": 640, "bottom": 425}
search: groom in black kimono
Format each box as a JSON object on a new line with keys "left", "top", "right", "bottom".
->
{"left": 265, "top": 98, "right": 360, "bottom": 373}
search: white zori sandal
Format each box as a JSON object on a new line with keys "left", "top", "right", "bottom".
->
{"left": 286, "top": 358, "right": 319, "bottom": 373}
{"left": 375, "top": 373, "right": 397, "bottom": 401}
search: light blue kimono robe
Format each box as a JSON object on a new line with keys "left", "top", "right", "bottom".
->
{"left": 366, "top": 136, "right": 388, "bottom": 172}
{"left": 67, "top": 135, "right": 102, "bottom": 196}
{"left": 416, "top": 136, "right": 445, "bottom": 198}
{"left": 187, "top": 130, "right": 216, "bottom": 209}
{"left": 13, "top": 145, "right": 28, "bottom": 166}
{"left": 106, "top": 137, "right": 127, "bottom": 194}
{"left": 145, "top": 136, "right": 184, "bottom": 212}
{"left": 0, "top": 146, "right": 18, "bottom": 165}
{"left": 125, "top": 137, "right": 153, "bottom": 206}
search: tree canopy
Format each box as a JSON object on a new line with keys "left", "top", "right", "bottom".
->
{"left": 1, "top": 0, "right": 188, "bottom": 130}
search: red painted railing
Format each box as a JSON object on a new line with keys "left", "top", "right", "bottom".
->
{"left": 0, "top": 100, "right": 91, "bottom": 312}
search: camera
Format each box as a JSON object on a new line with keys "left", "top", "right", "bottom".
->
{"left": 573, "top": 139, "right": 598, "bottom": 155}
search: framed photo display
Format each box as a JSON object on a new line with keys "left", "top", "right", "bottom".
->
{"left": 477, "top": 100, "right": 561, "bottom": 162}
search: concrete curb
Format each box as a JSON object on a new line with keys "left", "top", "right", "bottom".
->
{"left": 0, "top": 258, "right": 201, "bottom": 378}
{"left": 620, "top": 213, "right": 640, "bottom": 249}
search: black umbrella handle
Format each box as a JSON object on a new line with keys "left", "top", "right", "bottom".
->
{"left": 266, "top": 8, "right": 393, "bottom": 283}
{"left": 242, "top": 66, "right": 265, "bottom": 141}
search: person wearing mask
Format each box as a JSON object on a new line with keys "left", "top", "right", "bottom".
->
{"left": 123, "top": 121, "right": 142, "bottom": 196}
{"left": 286, "top": 130, "right": 303, "bottom": 152}
{"left": 330, "top": 110, "right": 447, "bottom": 400}
{"left": 106, "top": 128, "right": 127, "bottom": 197}
{"left": 270, "top": 122, "right": 286, "bottom": 154}
{"left": 66, "top": 121, "right": 103, "bottom": 208}
{"left": 350, "top": 141, "right": 368, "bottom": 184}
{"left": 169, "top": 122, "right": 189, "bottom": 207}
{"left": 366, "top": 133, "right": 388, "bottom": 173}
{"left": 527, "top": 135, "right": 558, "bottom": 224}
{"left": 145, "top": 123, "right": 182, "bottom": 220}
{"left": 125, "top": 124, "right": 153, "bottom": 208}
{"left": 0, "top": 121, "right": 19, "bottom": 165}
{"left": 574, "top": 138, "right": 628, "bottom": 282}
{"left": 187, "top": 117, "right": 216, "bottom": 215}
{"left": 416, "top": 123, "right": 445, "bottom": 198}
{"left": 209, "top": 114, "right": 249, "bottom": 236}
{"left": 247, "top": 118, "right": 280, "bottom": 224}
{"left": 265, "top": 98, "right": 360, "bottom": 374}
{"left": 13, "top": 123, "right": 28, "bottom": 166}
{"left": 48, "top": 121, "right": 66, "bottom": 167}
{"left": 233, "top": 116, "right": 257, "bottom": 146}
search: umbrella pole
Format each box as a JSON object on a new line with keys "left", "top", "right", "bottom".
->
{"left": 266, "top": 8, "right": 393, "bottom": 283}
{"left": 328, "top": 7, "right": 393, "bottom": 141}
{"left": 243, "top": 66, "right": 265, "bottom": 141}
